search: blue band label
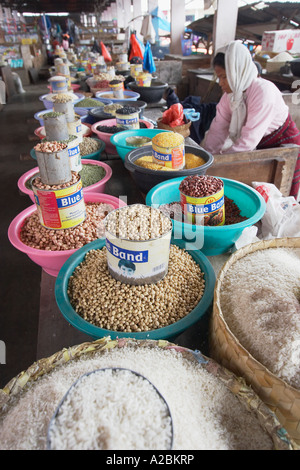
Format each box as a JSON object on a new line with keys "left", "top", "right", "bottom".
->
{"left": 106, "top": 239, "right": 148, "bottom": 263}
{"left": 56, "top": 189, "right": 83, "bottom": 208}
{"left": 68, "top": 145, "right": 80, "bottom": 157}
{"left": 117, "top": 117, "right": 138, "bottom": 125}
{"left": 153, "top": 150, "right": 172, "bottom": 162}
{"left": 187, "top": 196, "right": 224, "bottom": 215}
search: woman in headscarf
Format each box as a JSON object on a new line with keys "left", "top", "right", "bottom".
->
{"left": 202, "top": 40, "right": 300, "bottom": 199}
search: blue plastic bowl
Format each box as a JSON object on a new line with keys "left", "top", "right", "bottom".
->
{"left": 55, "top": 238, "right": 216, "bottom": 341}
{"left": 110, "top": 128, "right": 170, "bottom": 161}
{"left": 39, "top": 93, "right": 84, "bottom": 110}
{"left": 74, "top": 97, "right": 112, "bottom": 116}
{"left": 146, "top": 177, "right": 266, "bottom": 256}
{"left": 30, "top": 137, "right": 105, "bottom": 161}
{"left": 34, "top": 108, "right": 89, "bottom": 126}
{"left": 95, "top": 90, "right": 140, "bottom": 102}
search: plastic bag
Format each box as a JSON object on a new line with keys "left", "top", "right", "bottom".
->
{"left": 100, "top": 41, "right": 112, "bottom": 62}
{"left": 252, "top": 182, "right": 300, "bottom": 239}
{"left": 128, "top": 33, "right": 143, "bottom": 61}
{"left": 162, "top": 103, "right": 185, "bottom": 127}
{"left": 143, "top": 41, "right": 156, "bottom": 73}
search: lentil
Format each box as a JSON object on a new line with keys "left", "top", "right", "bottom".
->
{"left": 79, "top": 137, "right": 102, "bottom": 156}
{"left": 76, "top": 98, "right": 104, "bottom": 107}
{"left": 79, "top": 164, "right": 106, "bottom": 187}
{"left": 152, "top": 132, "right": 183, "bottom": 148}
{"left": 103, "top": 104, "right": 123, "bottom": 116}
{"left": 135, "top": 153, "right": 206, "bottom": 170}
{"left": 116, "top": 106, "right": 137, "bottom": 115}
{"left": 67, "top": 244, "right": 205, "bottom": 332}
{"left": 96, "top": 124, "right": 127, "bottom": 134}
{"left": 105, "top": 204, "right": 172, "bottom": 240}
{"left": 179, "top": 175, "right": 223, "bottom": 197}
{"left": 20, "top": 202, "right": 114, "bottom": 251}
{"left": 43, "top": 111, "right": 64, "bottom": 119}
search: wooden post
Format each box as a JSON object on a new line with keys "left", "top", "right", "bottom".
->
{"left": 213, "top": 0, "right": 238, "bottom": 53}
{"left": 170, "top": 0, "right": 185, "bottom": 55}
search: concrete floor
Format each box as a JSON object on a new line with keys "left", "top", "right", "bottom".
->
{"left": 0, "top": 80, "right": 50, "bottom": 388}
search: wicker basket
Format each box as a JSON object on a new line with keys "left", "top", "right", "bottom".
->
{"left": 0, "top": 337, "right": 296, "bottom": 450}
{"left": 210, "top": 237, "right": 300, "bottom": 446}
{"left": 156, "top": 117, "right": 191, "bottom": 138}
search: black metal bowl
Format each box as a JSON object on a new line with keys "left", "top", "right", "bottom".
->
{"left": 127, "top": 80, "right": 168, "bottom": 103}
{"left": 290, "top": 59, "right": 300, "bottom": 77}
{"left": 88, "top": 100, "right": 147, "bottom": 124}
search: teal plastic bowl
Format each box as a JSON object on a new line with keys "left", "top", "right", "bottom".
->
{"left": 30, "top": 138, "right": 105, "bottom": 161}
{"left": 55, "top": 238, "right": 215, "bottom": 341}
{"left": 146, "top": 177, "right": 266, "bottom": 256}
{"left": 110, "top": 128, "right": 169, "bottom": 161}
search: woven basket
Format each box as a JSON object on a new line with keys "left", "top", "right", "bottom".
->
{"left": 0, "top": 337, "right": 296, "bottom": 450}
{"left": 210, "top": 237, "right": 300, "bottom": 446}
{"left": 156, "top": 117, "right": 191, "bottom": 138}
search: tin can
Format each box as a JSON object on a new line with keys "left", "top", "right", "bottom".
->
{"left": 35, "top": 146, "right": 71, "bottom": 186}
{"left": 32, "top": 175, "right": 86, "bottom": 230}
{"left": 67, "top": 117, "right": 83, "bottom": 143}
{"left": 43, "top": 112, "right": 69, "bottom": 142}
{"left": 130, "top": 63, "right": 143, "bottom": 77}
{"left": 116, "top": 106, "right": 139, "bottom": 130}
{"left": 67, "top": 136, "right": 82, "bottom": 172}
{"left": 104, "top": 205, "right": 172, "bottom": 285}
{"left": 152, "top": 132, "right": 185, "bottom": 170}
{"left": 53, "top": 100, "right": 75, "bottom": 123}
{"left": 179, "top": 177, "right": 225, "bottom": 226}
{"left": 109, "top": 79, "right": 124, "bottom": 99}
{"left": 48, "top": 75, "right": 68, "bottom": 94}
{"left": 136, "top": 72, "right": 152, "bottom": 87}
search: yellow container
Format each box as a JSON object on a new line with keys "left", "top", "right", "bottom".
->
{"left": 32, "top": 177, "right": 86, "bottom": 230}
{"left": 130, "top": 63, "right": 143, "bottom": 77}
{"left": 180, "top": 186, "right": 225, "bottom": 226}
{"left": 152, "top": 132, "right": 185, "bottom": 170}
{"left": 136, "top": 72, "right": 152, "bottom": 87}
{"left": 109, "top": 79, "right": 124, "bottom": 99}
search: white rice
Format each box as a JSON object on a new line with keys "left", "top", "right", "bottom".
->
{"left": 219, "top": 247, "right": 300, "bottom": 389}
{"left": 48, "top": 368, "right": 173, "bottom": 450}
{"left": 0, "top": 346, "right": 274, "bottom": 450}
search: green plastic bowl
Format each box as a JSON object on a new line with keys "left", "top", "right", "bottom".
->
{"left": 30, "top": 138, "right": 106, "bottom": 162}
{"left": 146, "top": 177, "right": 266, "bottom": 256}
{"left": 110, "top": 128, "right": 169, "bottom": 161}
{"left": 55, "top": 238, "right": 215, "bottom": 341}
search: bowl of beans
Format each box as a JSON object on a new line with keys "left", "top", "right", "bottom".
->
{"left": 54, "top": 233, "right": 216, "bottom": 341}
{"left": 8, "top": 192, "right": 127, "bottom": 277}
{"left": 146, "top": 176, "right": 266, "bottom": 256}
{"left": 18, "top": 160, "right": 112, "bottom": 202}
{"left": 124, "top": 145, "right": 214, "bottom": 194}
{"left": 110, "top": 128, "right": 170, "bottom": 161}
{"left": 91, "top": 118, "right": 154, "bottom": 154}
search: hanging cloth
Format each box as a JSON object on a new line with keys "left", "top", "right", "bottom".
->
{"left": 143, "top": 41, "right": 156, "bottom": 73}
{"left": 128, "top": 33, "right": 144, "bottom": 61}
{"left": 140, "top": 14, "right": 156, "bottom": 44}
{"left": 100, "top": 41, "right": 112, "bottom": 62}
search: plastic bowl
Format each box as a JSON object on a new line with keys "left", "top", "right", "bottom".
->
{"left": 74, "top": 97, "right": 112, "bottom": 115}
{"left": 54, "top": 238, "right": 216, "bottom": 340}
{"left": 8, "top": 193, "right": 127, "bottom": 277}
{"left": 30, "top": 137, "right": 105, "bottom": 162}
{"left": 127, "top": 80, "right": 168, "bottom": 103}
{"left": 18, "top": 159, "right": 112, "bottom": 202}
{"left": 95, "top": 90, "right": 140, "bottom": 102}
{"left": 39, "top": 92, "right": 84, "bottom": 110}
{"left": 146, "top": 177, "right": 266, "bottom": 256}
{"left": 110, "top": 128, "right": 170, "bottom": 161}
{"left": 91, "top": 118, "right": 154, "bottom": 154}
{"left": 34, "top": 108, "right": 89, "bottom": 126}
{"left": 124, "top": 145, "right": 214, "bottom": 193}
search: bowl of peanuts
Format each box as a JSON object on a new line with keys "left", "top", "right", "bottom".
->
{"left": 54, "top": 230, "right": 216, "bottom": 341}
{"left": 146, "top": 176, "right": 266, "bottom": 256}
{"left": 18, "top": 159, "right": 112, "bottom": 202}
{"left": 8, "top": 192, "right": 127, "bottom": 277}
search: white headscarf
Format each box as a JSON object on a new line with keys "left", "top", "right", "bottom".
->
{"left": 219, "top": 40, "right": 258, "bottom": 143}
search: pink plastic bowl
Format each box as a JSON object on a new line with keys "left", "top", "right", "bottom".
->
{"left": 8, "top": 192, "right": 127, "bottom": 277}
{"left": 17, "top": 160, "right": 113, "bottom": 202}
{"left": 91, "top": 118, "right": 154, "bottom": 154}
